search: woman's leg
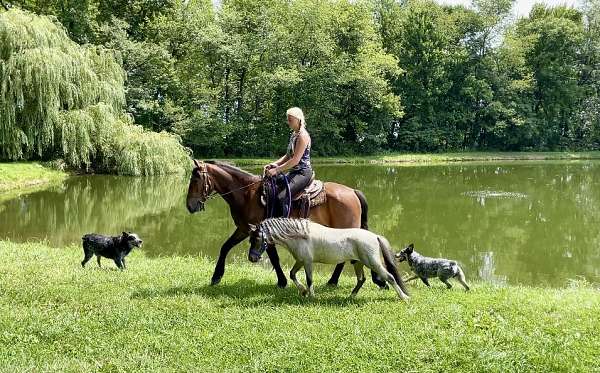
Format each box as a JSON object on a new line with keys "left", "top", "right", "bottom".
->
{"left": 276, "top": 169, "right": 312, "bottom": 216}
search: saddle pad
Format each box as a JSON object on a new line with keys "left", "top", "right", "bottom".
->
{"left": 259, "top": 180, "right": 326, "bottom": 207}
{"left": 292, "top": 180, "right": 324, "bottom": 201}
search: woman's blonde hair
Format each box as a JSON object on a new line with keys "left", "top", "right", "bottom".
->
{"left": 286, "top": 107, "right": 306, "bottom": 129}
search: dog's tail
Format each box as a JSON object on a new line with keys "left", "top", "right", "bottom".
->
{"left": 378, "top": 237, "right": 409, "bottom": 296}
{"left": 354, "top": 189, "right": 368, "bottom": 230}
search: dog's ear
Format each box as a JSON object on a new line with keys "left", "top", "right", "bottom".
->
{"left": 248, "top": 223, "right": 257, "bottom": 232}
{"left": 407, "top": 243, "right": 414, "bottom": 253}
{"left": 122, "top": 231, "right": 128, "bottom": 237}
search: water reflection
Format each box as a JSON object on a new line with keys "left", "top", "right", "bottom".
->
{"left": 1, "top": 161, "right": 599, "bottom": 286}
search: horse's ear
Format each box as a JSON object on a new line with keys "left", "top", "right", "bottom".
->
{"left": 193, "top": 159, "right": 201, "bottom": 168}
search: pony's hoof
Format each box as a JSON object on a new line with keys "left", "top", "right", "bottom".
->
{"left": 210, "top": 277, "right": 222, "bottom": 286}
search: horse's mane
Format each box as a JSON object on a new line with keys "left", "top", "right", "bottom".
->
{"left": 204, "top": 160, "right": 259, "bottom": 180}
{"left": 261, "top": 218, "right": 310, "bottom": 242}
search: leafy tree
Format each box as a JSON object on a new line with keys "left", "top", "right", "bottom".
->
{"left": 0, "top": 9, "right": 189, "bottom": 174}
{"left": 507, "top": 5, "right": 585, "bottom": 149}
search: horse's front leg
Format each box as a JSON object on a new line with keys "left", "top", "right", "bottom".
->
{"left": 266, "top": 244, "right": 288, "bottom": 288}
{"left": 327, "top": 262, "right": 345, "bottom": 286}
{"left": 304, "top": 262, "right": 315, "bottom": 297}
{"left": 211, "top": 228, "right": 247, "bottom": 285}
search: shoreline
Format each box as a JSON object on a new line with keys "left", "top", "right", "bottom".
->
{"left": 213, "top": 151, "right": 600, "bottom": 166}
{"left": 0, "top": 162, "right": 68, "bottom": 201}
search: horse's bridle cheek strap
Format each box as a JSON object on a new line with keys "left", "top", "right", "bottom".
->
{"left": 198, "top": 163, "right": 213, "bottom": 200}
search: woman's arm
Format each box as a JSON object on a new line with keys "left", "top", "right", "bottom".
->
{"left": 264, "top": 154, "right": 289, "bottom": 174}
{"left": 275, "top": 133, "right": 309, "bottom": 173}
{"left": 273, "top": 154, "right": 289, "bottom": 166}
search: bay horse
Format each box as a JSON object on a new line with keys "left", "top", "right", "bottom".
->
{"left": 186, "top": 159, "right": 383, "bottom": 288}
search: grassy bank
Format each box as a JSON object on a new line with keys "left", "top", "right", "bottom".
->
{"left": 223, "top": 151, "right": 600, "bottom": 166}
{"left": 0, "top": 241, "right": 598, "bottom": 372}
{"left": 0, "top": 162, "right": 67, "bottom": 194}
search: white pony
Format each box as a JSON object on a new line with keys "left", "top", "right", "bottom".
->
{"left": 248, "top": 218, "right": 409, "bottom": 300}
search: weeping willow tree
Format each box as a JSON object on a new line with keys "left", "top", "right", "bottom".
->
{"left": 0, "top": 9, "right": 189, "bottom": 175}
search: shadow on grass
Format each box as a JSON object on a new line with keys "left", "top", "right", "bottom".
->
{"left": 130, "top": 278, "right": 401, "bottom": 307}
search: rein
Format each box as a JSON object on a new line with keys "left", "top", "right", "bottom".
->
{"left": 203, "top": 179, "right": 262, "bottom": 201}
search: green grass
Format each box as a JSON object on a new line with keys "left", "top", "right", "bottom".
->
{"left": 220, "top": 151, "right": 600, "bottom": 166}
{"left": 0, "top": 162, "right": 67, "bottom": 195}
{"left": 0, "top": 241, "right": 598, "bottom": 372}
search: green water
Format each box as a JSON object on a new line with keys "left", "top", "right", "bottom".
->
{"left": 1, "top": 161, "right": 599, "bottom": 286}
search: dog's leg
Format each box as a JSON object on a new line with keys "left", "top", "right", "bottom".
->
{"left": 96, "top": 255, "right": 102, "bottom": 268}
{"left": 350, "top": 262, "right": 366, "bottom": 297}
{"left": 122, "top": 257, "right": 127, "bottom": 270}
{"left": 304, "top": 262, "right": 314, "bottom": 297}
{"left": 290, "top": 261, "right": 306, "bottom": 296}
{"left": 441, "top": 278, "right": 453, "bottom": 289}
{"left": 114, "top": 254, "right": 124, "bottom": 270}
{"left": 420, "top": 277, "right": 431, "bottom": 287}
{"left": 456, "top": 267, "right": 470, "bottom": 291}
{"left": 81, "top": 249, "right": 93, "bottom": 268}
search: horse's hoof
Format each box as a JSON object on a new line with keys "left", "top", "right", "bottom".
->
{"left": 277, "top": 280, "right": 288, "bottom": 289}
{"left": 210, "top": 277, "right": 221, "bottom": 286}
{"left": 326, "top": 281, "right": 338, "bottom": 287}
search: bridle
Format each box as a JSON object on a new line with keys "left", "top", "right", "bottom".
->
{"left": 249, "top": 225, "right": 269, "bottom": 259}
{"left": 191, "top": 160, "right": 262, "bottom": 205}
{"left": 194, "top": 161, "right": 213, "bottom": 201}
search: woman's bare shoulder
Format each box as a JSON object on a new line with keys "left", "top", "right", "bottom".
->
{"left": 300, "top": 128, "right": 311, "bottom": 140}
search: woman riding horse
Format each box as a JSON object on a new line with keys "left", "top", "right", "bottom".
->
{"left": 263, "top": 107, "right": 312, "bottom": 217}
{"left": 186, "top": 107, "right": 387, "bottom": 288}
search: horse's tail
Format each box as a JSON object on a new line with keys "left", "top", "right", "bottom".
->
{"left": 378, "top": 237, "right": 410, "bottom": 296}
{"left": 354, "top": 189, "right": 369, "bottom": 230}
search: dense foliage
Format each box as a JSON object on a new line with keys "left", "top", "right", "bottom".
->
{"left": 0, "top": 8, "right": 190, "bottom": 174}
{"left": 3, "top": 0, "right": 600, "bottom": 157}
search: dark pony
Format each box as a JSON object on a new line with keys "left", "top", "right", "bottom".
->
{"left": 186, "top": 160, "right": 382, "bottom": 288}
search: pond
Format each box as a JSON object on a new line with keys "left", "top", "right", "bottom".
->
{"left": 1, "top": 161, "right": 599, "bottom": 287}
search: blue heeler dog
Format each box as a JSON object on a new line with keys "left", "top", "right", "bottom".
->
{"left": 81, "top": 232, "right": 143, "bottom": 270}
{"left": 395, "top": 243, "right": 470, "bottom": 291}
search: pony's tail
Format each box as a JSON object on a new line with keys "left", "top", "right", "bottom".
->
{"left": 354, "top": 189, "right": 369, "bottom": 230}
{"left": 378, "top": 237, "right": 410, "bottom": 296}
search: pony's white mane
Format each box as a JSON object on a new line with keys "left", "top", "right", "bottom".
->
{"left": 260, "top": 218, "right": 310, "bottom": 243}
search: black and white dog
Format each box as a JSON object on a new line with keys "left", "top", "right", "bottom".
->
{"left": 395, "top": 243, "right": 470, "bottom": 291}
{"left": 81, "top": 232, "right": 143, "bottom": 270}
